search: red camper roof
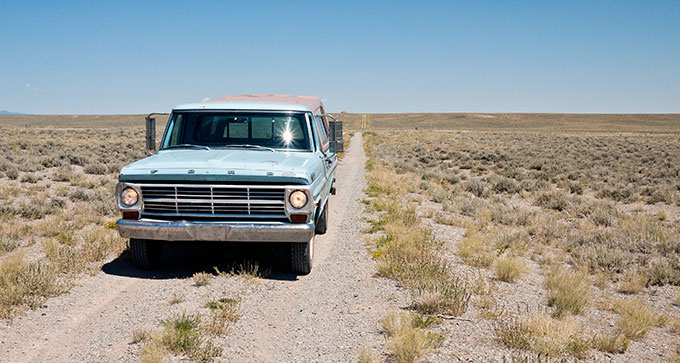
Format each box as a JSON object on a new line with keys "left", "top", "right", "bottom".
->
{"left": 207, "top": 94, "right": 326, "bottom": 115}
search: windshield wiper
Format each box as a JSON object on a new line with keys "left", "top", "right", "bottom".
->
{"left": 164, "top": 144, "right": 211, "bottom": 151}
{"left": 222, "top": 144, "right": 275, "bottom": 152}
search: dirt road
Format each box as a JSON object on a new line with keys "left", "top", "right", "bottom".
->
{"left": 0, "top": 132, "right": 402, "bottom": 362}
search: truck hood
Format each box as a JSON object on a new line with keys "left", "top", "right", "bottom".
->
{"left": 119, "top": 149, "right": 317, "bottom": 184}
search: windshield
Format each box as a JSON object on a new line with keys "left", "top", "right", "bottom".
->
{"left": 161, "top": 111, "right": 311, "bottom": 151}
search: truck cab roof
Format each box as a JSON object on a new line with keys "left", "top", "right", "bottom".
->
{"left": 172, "top": 101, "right": 311, "bottom": 113}
{"left": 173, "top": 94, "right": 326, "bottom": 115}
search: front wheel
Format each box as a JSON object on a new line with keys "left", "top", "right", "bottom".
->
{"left": 290, "top": 235, "right": 315, "bottom": 275}
{"left": 129, "top": 238, "right": 163, "bottom": 269}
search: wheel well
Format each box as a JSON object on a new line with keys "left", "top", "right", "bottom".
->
{"left": 314, "top": 198, "right": 328, "bottom": 223}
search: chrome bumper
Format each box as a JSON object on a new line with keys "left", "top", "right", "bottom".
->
{"left": 116, "top": 219, "right": 314, "bottom": 242}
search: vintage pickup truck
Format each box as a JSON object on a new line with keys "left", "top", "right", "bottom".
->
{"left": 114, "top": 95, "right": 342, "bottom": 274}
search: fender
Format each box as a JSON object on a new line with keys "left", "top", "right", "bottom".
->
{"left": 315, "top": 175, "right": 335, "bottom": 223}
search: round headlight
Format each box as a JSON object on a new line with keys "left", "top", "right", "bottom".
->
{"left": 289, "top": 190, "right": 307, "bottom": 209}
{"left": 121, "top": 187, "right": 139, "bottom": 206}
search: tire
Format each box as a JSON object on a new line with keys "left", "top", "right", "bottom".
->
{"left": 290, "top": 235, "right": 315, "bottom": 275}
{"left": 315, "top": 200, "right": 328, "bottom": 235}
{"left": 129, "top": 238, "right": 163, "bottom": 269}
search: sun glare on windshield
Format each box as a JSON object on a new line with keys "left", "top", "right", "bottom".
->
{"left": 282, "top": 129, "right": 293, "bottom": 145}
{"left": 279, "top": 120, "right": 296, "bottom": 147}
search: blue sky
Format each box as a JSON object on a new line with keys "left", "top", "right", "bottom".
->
{"left": 1, "top": 0, "right": 678, "bottom": 114}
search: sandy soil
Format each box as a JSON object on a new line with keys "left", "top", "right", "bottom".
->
{"left": 0, "top": 132, "right": 406, "bottom": 362}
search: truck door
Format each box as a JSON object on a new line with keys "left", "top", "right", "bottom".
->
{"left": 314, "top": 116, "right": 336, "bottom": 177}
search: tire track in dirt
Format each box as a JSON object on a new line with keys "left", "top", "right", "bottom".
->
{"left": 0, "top": 273, "right": 163, "bottom": 362}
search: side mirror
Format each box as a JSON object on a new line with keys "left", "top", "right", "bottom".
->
{"left": 320, "top": 114, "right": 344, "bottom": 154}
{"left": 329, "top": 120, "right": 343, "bottom": 153}
{"left": 145, "top": 113, "right": 156, "bottom": 154}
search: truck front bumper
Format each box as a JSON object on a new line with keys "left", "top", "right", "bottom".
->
{"left": 116, "top": 219, "right": 314, "bottom": 242}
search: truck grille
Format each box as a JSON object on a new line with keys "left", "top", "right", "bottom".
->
{"left": 139, "top": 184, "right": 287, "bottom": 220}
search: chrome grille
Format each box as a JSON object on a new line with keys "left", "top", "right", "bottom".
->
{"left": 140, "top": 184, "right": 286, "bottom": 220}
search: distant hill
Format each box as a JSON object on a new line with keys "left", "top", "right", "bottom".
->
{"left": 0, "top": 110, "right": 29, "bottom": 115}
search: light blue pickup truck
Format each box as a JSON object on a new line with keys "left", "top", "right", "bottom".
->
{"left": 114, "top": 95, "right": 342, "bottom": 274}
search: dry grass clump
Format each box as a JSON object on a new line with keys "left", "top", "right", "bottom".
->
{"left": 0, "top": 252, "right": 64, "bottom": 319}
{"left": 19, "top": 173, "right": 40, "bottom": 184}
{"left": 527, "top": 214, "right": 567, "bottom": 246}
{"left": 495, "top": 314, "right": 588, "bottom": 357}
{"left": 590, "top": 331, "right": 629, "bottom": 354}
{"left": 216, "top": 260, "right": 267, "bottom": 283}
{"left": 614, "top": 298, "right": 665, "bottom": 340}
{"left": 488, "top": 175, "right": 521, "bottom": 194}
{"left": 474, "top": 295, "right": 505, "bottom": 320}
{"left": 420, "top": 180, "right": 454, "bottom": 204}
{"left": 0, "top": 219, "right": 30, "bottom": 241}
{"left": 0, "top": 236, "right": 20, "bottom": 256}
{"left": 379, "top": 311, "right": 443, "bottom": 363}
{"left": 463, "top": 178, "right": 488, "bottom": 198}
{"left": 36, "top": 214, "right": 75, "bottom": 238}
{"left": 375, "top": 218, "right": 470, "bottom": 316}
{"left": 495, "top": 230, "right": 530, "bottom": 254}
{"left": 169, "top": 292, "right": 184, "bottom": 305}
{"left": 203, "top": 298, "right": 241, "bottom": 335}
{"left": 192, "top": 272, "right": 213, "bottom": 286}
{"left": 489, "top": 205, "right": 532, "bottom": 227}
{"left": 586, "top": 202, "right": 620, "bottom": 227}
{"left": 365, "top": 162, "right": 419, "bottom": 197}
{"left": 618, "top": 269, "right": 647, "bottom": 294}
{"left": 534, "top": 191, "right": 569, "bottom": 211}
{"left": 674, "top": 290, "right": 680, "bottom": 306}
{"left": 51, "top": 164, "right": 76, "bottom": 182}
{"left": 139, "top": 336, "right": 167, "bottom": 363}
{"left": 139, "top": 296, "right": 241, "bottom": 362}
{"left": 132, "top": 327, "right": 151, "bottom": 344}
{"left": 5, "top": 166, "right": 19, "bottom": 180}
{"left": 10, "top": 198, "right": 61, "bottom": 220}
{"left": 357, "top": 345, "right": 376, "bottom": 363}
{"left": 83, "top": 163, "right": 108, "bottom": 175}
{"left": 140, "top": 312, "right": 222, "bottom": 363}
{"left": 544, "top": 267, "right": 591, "bottom": 317}
{"left": 410, "top": 274, "right": 470, "bottom": 316}
{"left": 388, "top": 328, "right": 440, "bottom": 363}
{"left": 457, "top": 230, "right": 495, "bottom": 268}
{"left": 495, "top": 317, "right": 531, "bottom": 350}
{"left": 494, "top": 256, "right": 526, "bottom": 283}
{"left": 160, "top": 313, "right": 222, "bottom": 362}
{"left": 42, "top": 226, "right": 127, "bottom": 275}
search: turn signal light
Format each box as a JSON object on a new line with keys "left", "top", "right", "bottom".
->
{"left": 290, "top": 214, "right": 307, "bottom": 222}
{"left": 122, "top": 211, "right": 140, "bottom": 219}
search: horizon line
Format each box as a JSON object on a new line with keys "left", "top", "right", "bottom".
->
{"left": 3, "top": 111, "right": 680, "bottom": 116}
